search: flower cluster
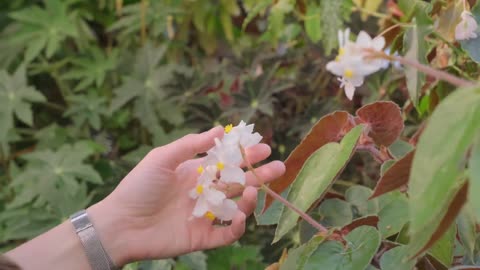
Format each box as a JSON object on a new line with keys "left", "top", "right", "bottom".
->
{"left": 189, "top": 121, "right": 262, "bottom": 221}
{"left": 326, "top": 29, "right": 388, "bottom": 100}
{"left": 455, "top": 10, "right": 478, "bottom": 41}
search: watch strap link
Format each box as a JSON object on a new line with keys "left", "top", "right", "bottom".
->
{"left": 71, "top": 210, "right": 118, "bottom": 270}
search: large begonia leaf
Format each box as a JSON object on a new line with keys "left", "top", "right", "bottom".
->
{"left": 428, "top": 224, "right": 456, "bottom": 268}
{"left": 408, "top": 86, "right": 480, "bottom": 258}
{"left": 264, "top": 111, "right": 351, "bottom": 212}
{"left": 377, "top": 192, "right": 409, "bottom": 238}
{"left": 410, "top": 181, "right": 468, "bottom": 260}
{"left": 273, "top": 125, "right": 362, "bottom": 243}
{"left": 379, "top": 245, "right": 416, "bottom": 270}
{"left": 469, "top": 137, "right": 480, "bottom": 223}
{"left": 370, "top": 150, "right": 414, "bottom": 199}
{"left": 303, "top": 226, "right": 381, "bottom": 270}
{"left": 356, "top": 101, "right": 404, "bottom": 146}
{"left": 279, "top": 235, "right": 327, "bottom": 270}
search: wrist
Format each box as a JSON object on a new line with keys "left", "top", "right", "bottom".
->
{"left": 87, "top": 199, "right": 133, "bottom": 267}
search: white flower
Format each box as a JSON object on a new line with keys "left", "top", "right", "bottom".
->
{"left": 222, "top": 121, "right": 262, "bottom": 148}
{"left": 326, "top": 29, "right": 387, "bottom": 100}
{"left": 189, "top": 121, "right": 262, "bottom": 221}
{"left": 338, "top": 77, "right": 362, "bottom": 100}
{"left": 189, "top": 166, "right": 223, "bottom": 202}
{"left": 208, "top": 199, "right": 238, "bottom": 221}
{"left": 455, "top": 11, "right": 478, "bottom": 41}
{"left": 205, "top": 138, "right": 245, "bottom": 185}
{"left": 189, "top": 165, "right": 239, "bottom": 221}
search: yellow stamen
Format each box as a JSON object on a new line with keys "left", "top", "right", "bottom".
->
{"left": 344, "top": 69, "right": 354, "bottom": 78}
{"left": 197, "top": 165, "right": 204, "bottom": 174}
{"left": 216, "top": 162, "right": 225, "bottom": 170}
{"left": 224, "top": 124, "right": 233, "bottom": 134}
{"left": 205, "top": 211, "right": 216, "bottom": 220}
{"left": 336, "top": 48, "right": 345, "bottom": 61}
{"left": 196, "top": 185, "right": 203, "bottom": 194}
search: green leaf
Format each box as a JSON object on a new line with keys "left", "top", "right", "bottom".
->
{"left": 9, "top": 142, "right": 101, "bottom": 217}
{"left": 178, "top": 251, "right": 207, "bottom": 270}
{"left": 107, "top": 2, "right": 179, "bottom": 41}
{"left": 64, "top": 91, "right": 108, "bottom": 130}
{"left": 8, "top": 0, "right": 81, "bottom": 60}
{"left": 379, "top": 245, "right": 416, "bottom": 270}
{"left": 62, "top": 47, "right": 118, "bottom": 92}
{"left": 110, "top": 43, "right": 181, "bottom": 132}
{"left": 388, "top": 140, "right": 414, "bottom": 159}
{"left": 319, "top": 0, "right": 344, "bottom": 55}
{"left": 273, "top": 125, "right": 362, "bottom": 243}
{"left": 318, "top": 198, "right": 353, "bottom": 227}
{"left": 0, "top": 65, "right": 45, "bottom": 143}
{"left": 469, "top": 136, "right": 480, "bottom": 223}
{"left": 457, "top": 205, "right": 476, "bottom": 263}
{"left": 305, "top": 4, "right": 322, "bottom": 43}
{"left": 254, "top": 189, "right": 285, "bottom": 225}
{"left": 428, "top": 224, "right": 455, "bottom": 268}
{"left": 304, "top": 226, "right": 381, "bottom": 270}
{"left": 280, "top": 235, "right": 327, "bottom": 270}
{"left": 345, "top": 186, "right": 379, "bottom": 217}
{"left": 403, "top": 5, "right": 432, "bottom": 106}
{"left": 408, "top": 87, "right": 480, "bottom": 257}
{"left": 378, "top": 192, "right": 409, "bottom": 238}
{"left": 242, "top": 0, "right": 272, "bottom": 30}
{"left": 207, "top": 245, "right": 265, "bottom": 270}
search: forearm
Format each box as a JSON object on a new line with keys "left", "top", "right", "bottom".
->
{"left": 5, "top": 200, "right": 131, "bottom": 270}
{"left": 5, "top": 221, "right": 91, "bottom": 270}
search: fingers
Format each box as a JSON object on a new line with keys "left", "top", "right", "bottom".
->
{"left": 236, "top": 186, "right": 258, "bottom": 215}
{"left": 158, "top": 126, "right": 224, "bottom": 169}
{"left": 203, "top": 212, "right": 246, "bottom": 250}
{"left": 225, "top": 160, "right": 285, "bottom": 197}
{"left": 240, "top": 144, "right": 271, "bottom": 168}
{"left": 245, "top": 160, "right": 285, "bottom": 186}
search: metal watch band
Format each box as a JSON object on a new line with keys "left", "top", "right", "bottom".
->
{"left": 70, "top": 210, "right": 118, "bottom": 270}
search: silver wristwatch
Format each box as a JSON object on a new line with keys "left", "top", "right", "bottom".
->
{"left": 70, "top": 210, "right": 119, "bottom": 270}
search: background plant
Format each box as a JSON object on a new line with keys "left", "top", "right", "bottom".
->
{"left": 0, "top": 0, "right": 480, "bottom": 269}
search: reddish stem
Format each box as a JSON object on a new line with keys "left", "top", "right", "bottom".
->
{"left": 239, "top": 146, "right": 328, "bottom": 233}
{"left": 367, "top": 49, "right": 475, "bottom": 88}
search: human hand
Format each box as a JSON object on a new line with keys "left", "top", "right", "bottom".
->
{"left": 87, "top": 126, "right": 286, "bottom": 266}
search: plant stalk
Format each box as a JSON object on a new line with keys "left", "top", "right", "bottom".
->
{"left": 239, "top": 146, "right": 328, "bottom": 233}
{"left": 368, "top": 49, "right": 475, "bottom": 88}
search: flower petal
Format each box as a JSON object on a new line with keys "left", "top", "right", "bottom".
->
{"left": 214, "top": 199, "right": 238, "bottom": 221}
{"left": 205, "top": 188, "right": 227, "bottom": 205}
{"left": 344, "top": 80, "right": 356, "bottom": 100}
{"left": 192, "top": 197, "right": 209, "bottom": 217}
{"left": 220, "top": 165, "right": 246, "bottom": 185}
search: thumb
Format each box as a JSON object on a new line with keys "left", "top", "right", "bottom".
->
{"left": 158, "top": 126, "right": 224, "bottom": 169}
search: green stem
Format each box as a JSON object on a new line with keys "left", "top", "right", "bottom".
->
{"left": 239, "top": 146, "right": 328, "bottom": 233}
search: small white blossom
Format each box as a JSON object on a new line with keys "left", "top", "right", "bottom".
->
{"left": 190, "top": 167, "right": 228, "bottom": 218}
{"left": 189, "top": 121, "right": 262, "bottom": 221}
{"left": 326, "top": 29, "right": 388, "bottom": 100}
{"left": 455, "top": 11, "right": 478, "bottom": 41}
{"left": 205, "top": 138, "right": 245, "bottom": 185}
{"left": 222, "top": 121, "right": 262, "bottom": 148}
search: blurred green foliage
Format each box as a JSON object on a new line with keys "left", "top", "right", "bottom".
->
{"left": 0, "top": 0, "right": 478, "bottom": 269}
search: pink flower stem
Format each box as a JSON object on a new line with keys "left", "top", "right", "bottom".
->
{"left": 367, "top": 49, "right": 475, "bottom": 88}
{"left": 239, "top": 146, "right": 328, "bottom": 233}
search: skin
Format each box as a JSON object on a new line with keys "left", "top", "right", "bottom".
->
{"left": 6, "top": 126, "right": 286, "bottom": 269}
